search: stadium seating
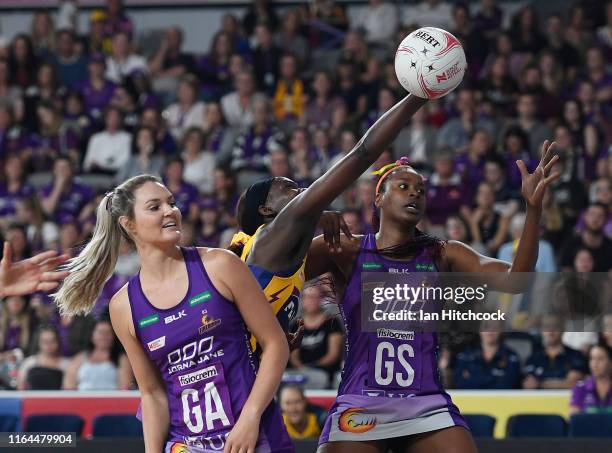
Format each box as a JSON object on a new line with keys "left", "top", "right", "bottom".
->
{"left": 464, "top": 414, "right": 496, "bottom": 437}
{"left": 0, "top": 414, "right": 19, "bottom": 432}
{"left": 92, "top": 414, "right": 143, "bottom": 438}
{"left": 569, "top": 413, "right": 612, "bottom": 438}
{"left": 506, "top": 414, "right": 567, "bottom": 438}
{"left": 25, "top": 414, "right": 85, "bottom": 435}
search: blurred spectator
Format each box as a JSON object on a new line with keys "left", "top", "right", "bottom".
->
{"left": 307, "top": 0, "right": 349, "bottom": 48}
{"left": 0, "top": 154, "right": 35, "bottom": 224}
{"left": 51, "top": 29, "right": 88, "bottom": 90}
{"left": 220, "top": 70, "right": 262, "bottom": 129}
{"left": 406, "top": 0, "right": 452, "bottom": 29}
{"left": 243, "top": 0, "right": 279, "bottom": 37}
{"left": 461, "top": 182, "right": 510, "bottom": 256}
{"left": 40, "top": 156, "right": 94, "bottom": 224}
{"left": 479, "top": 32, "right": 525, "bottom": 84}
{"left": 27, "top": 100, "right": 79, "bottom": 171}
{"left": 181, "top": 126, "right": 215, "bottom": 194}
{"left": 163, "top": 74, "right": 206, "bottom": 141}
{"left": 202, "top": 101, "right": 231, "bottom": 156}
{"left": 289, "top": 285, "right": 343, "bottom": 388}
{"left": 453, "top": 329, "right": 521, "bottom": 389}
{"left": 14, "top": 197, "right": 59, "bottom": 253}
{"left": 273, "top": 53, "right": 306, "bottom": 123}
{"left": 303, "top": 71, "right": 341, "bottom": 132}
{"left": 289, "top": 127, "right": 325, "bottom": 184}
{"left": 436, "top": 89, "right": 496, "bottom": 152}
{"left": 105, "top": 32, "right": 147, "bottom": 84}
{"left": 197, "top": 31, "right": 233, "bottom": 99}
{"left": 454, "top": 129, "right": 492, "bottom": 188}
{"left": 9, "top": 34, "right": 39, "bottom": 89}
{"left": 0, "top": 60, "right": 24, "bottom": 120}
{"left": 213, "top": 167, "right": 239, "bottom": 228}
{"left": 30, "top": 10, "right": 56, "bottom": 58}
{"left": 0, "top": 295, "right": 35, "bottom": 355}
{"left": 105, "top": 0, "right": 134, "bottom": 39}
{"left": 506, "top": 93, "right": 552, "bottom": 159}
{"left": 523, "top": 314, "right": 587, "bottom": 389}
{"left": 78, "top": 52, "right": 116, "bottom": 122}
{"left": 500, "top": 126, "right": 536, "bottom": 191}
{"left": 163, "top": 157, "right": 199, "bottom": 221}
{"left": 83, "top": 10, "right": 110, "bottom": 56}
{"left": 17, "top": 325, "right": 69, "bottom": 390}
{"left": 22, "top": 62, "right": 62, "bottom": 132}
{"left": 473, "top": 0, "right": 503, "bottom": 46}
{"left": 562, "top": 99, "right": 600, "bottom": 161}
{"left": 570, "top": 343, "right": 612, "bottom": 414}
{"left": 545, "top": 14, "right": 580, "bottom": 81}
{"left": 275, "top": 10, "right": 308, "bottom": 66}
{"left": 451, "top": 2, "right": 485, "bottom": 80}
{"left": 566, "top": 4, "right": 594, "bottom": 55}
{"left": 279, "top": 385, "right": 322, "bottom": 439}
{"left": 4, "top": 224, "right": 31, "bottom": 263}
{"left": 575, "top": 178, "right": 612, "bottom": 238}
{"left": 268, "top": 148, "right": 293, "bottom": 180}
{"left": 116, "top": 126, "right": 164, "bottom": 183}
{"left": 509, "top": 5, "right": 545, "bottom": 54}
{"left": 141, "top": 107, "right": 176, "bottom": 155}
{"left": 481, "top": 55, "right": 518, "bottom": 115}
{"left": 498, "top": 212, "right": 557, "bottom": 272}
{"left": 353, "top": 0, "right": 398, "bottom": 46}
{"left": 392, "top": 103, "right": 436, "bottom": 166}
{"left": 444, "top": 215, "right": 487, "bottom": 254}
{"left": 559, "top": 203, "right": 612, "bottom": 272}
{"left": 220, "top": 14, "right": 250, "bottom": 57}
{"left": 483, "top": 157, "right": 520, "bottom": 213}
{"left": 63, "top": 317, "right": 131, "bottom": 390}
{"left": 252, "top": 24, "right": 282, "bottom": 95}
{"left": 583, "top": 46, "right": 612, "bottom": 106}
{"left": 230, "top": 97, "right": 284, "bottom": 190}
{"left": 149, "top": 27, "right": 194, "bottom": 95}
{"left": 425, "top": 153, "right": 467, "bottom": 235}
{"left": 596, "top": 2, "right": 612, "bottom": 61}
{"left": 83, "top": 106, "right": 131, "bottom": 175}
{"left": 195, "top": 197, "right": 222, "bottom": 248}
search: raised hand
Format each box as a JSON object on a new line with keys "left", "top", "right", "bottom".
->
{"left": 0, "top": 242, "right": 70, "bottom": 298}
{"left": 516, "top": 140, "right": 561, "bottom": 209}
{"left": 318, "top": 210, "right": 354, "bottom": 252}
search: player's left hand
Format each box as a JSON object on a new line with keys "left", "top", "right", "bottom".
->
{"left": 286, "top": 319, "right": 304, "bottom": 351}
{"left": 0, "top": 242, "right": 70, "bottom": 298}
{"left": 516, "top": 140, "right": 561, "bottom": 209}
{"left": 224, "top": 415, "right": 259, "bottom": 453}
{"left": 318, "top": 210, "right": 353, "bottom": 252}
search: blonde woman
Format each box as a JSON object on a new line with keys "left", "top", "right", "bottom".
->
{"left": 53, "top": 175, "right": 292, "bottom": 453}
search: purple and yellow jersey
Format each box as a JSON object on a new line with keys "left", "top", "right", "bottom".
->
{"left": 128, "top": 247, "right": 292, "bottom": 452}
{"left": 320, "top": 234, "right": 467, "bottom": 443}
{"left": 238, "top": 227, "right": 306, "bottom": 350}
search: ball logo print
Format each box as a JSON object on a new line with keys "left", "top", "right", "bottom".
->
{"left": 395, "top": 27, "right": 467, "bottom": 99}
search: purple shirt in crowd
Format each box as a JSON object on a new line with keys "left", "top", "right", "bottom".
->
{"left": 454, "top": 153, "right": 486, "bottom": 188}
{"left": 165, "top": 180, "right": 199, "bottom": 217}
{"left": 0, "top": 182, "right": 35, "bottom": 216}
{"left": 426, "top": 174, "right": 468, "bottom": 226}
{"left": 40, "top": 182, "right": 95, "bottom": 223}
{"left": 571, "top": 377, "right": 612, "bottom": 413}
{"left": 78, "top": 79, "right": 117, "bottom": 120}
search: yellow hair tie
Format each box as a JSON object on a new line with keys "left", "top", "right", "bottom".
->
{"left": 229, "top": 231, "right": 252, "bottom": 248}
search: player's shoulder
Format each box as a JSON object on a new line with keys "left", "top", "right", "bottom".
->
{"left": 109, "top": 283, "right": 130, "bottom": 311}
{"left": 196, "top": 246, "right": 243, "bottom": 267}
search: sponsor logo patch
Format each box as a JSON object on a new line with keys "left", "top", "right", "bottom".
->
{"left": 139, "top": 314, "right": 159, "bottom": 328}
{"left": 178, "top": 365, "right": 218, "bottom": 387}
{"left": 147, "top": 335, "right": 166, "bottom": 351}
{"left": 189, "top": 291, "right": 211, "bottom": 306}
{"left": 164, "top": 309, "right": 187, "bottom": 324}
{"left": 198, "top": 310, "right": 221, "bottom": 335}
{"left": 338, "top": 408, "right": 377, "bottom": 433}
{"left": 362, "top": 262, "right": 383, "bottom": 270}
{"left": 376, "top": 328, "right": 414, "bottom": 341}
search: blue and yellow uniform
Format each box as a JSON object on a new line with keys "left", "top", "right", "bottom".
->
{"left": 231, "top": 227, "right": 306, "bottom": 350}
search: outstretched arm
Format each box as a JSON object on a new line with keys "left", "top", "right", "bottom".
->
{"left": 443, "top": 141, "right": 560, "bottom": 292}
{"left": 0, "top": 242, "right": 70, "bottom": 298}
{"left": 259, "top": 95, "right": 427, "bottom": 266}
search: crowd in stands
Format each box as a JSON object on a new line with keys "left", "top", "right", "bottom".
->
{"left": 0, "top": 0, "right": 611, "bottom": 439}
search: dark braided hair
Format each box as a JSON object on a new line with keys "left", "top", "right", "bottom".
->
{"left": 370, "top": 158, "right": 446, "bottom": 262}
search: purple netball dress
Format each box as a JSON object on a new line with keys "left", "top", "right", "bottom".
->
{"left": 320, "top": 234, "right": 468, "bottom": 443}
{"left": 128, "top": 247, "right": 293, "bottom": 453}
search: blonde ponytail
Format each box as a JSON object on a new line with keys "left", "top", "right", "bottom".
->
{"left": 53, "top": 174, "right": 161, "bottom": 315}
